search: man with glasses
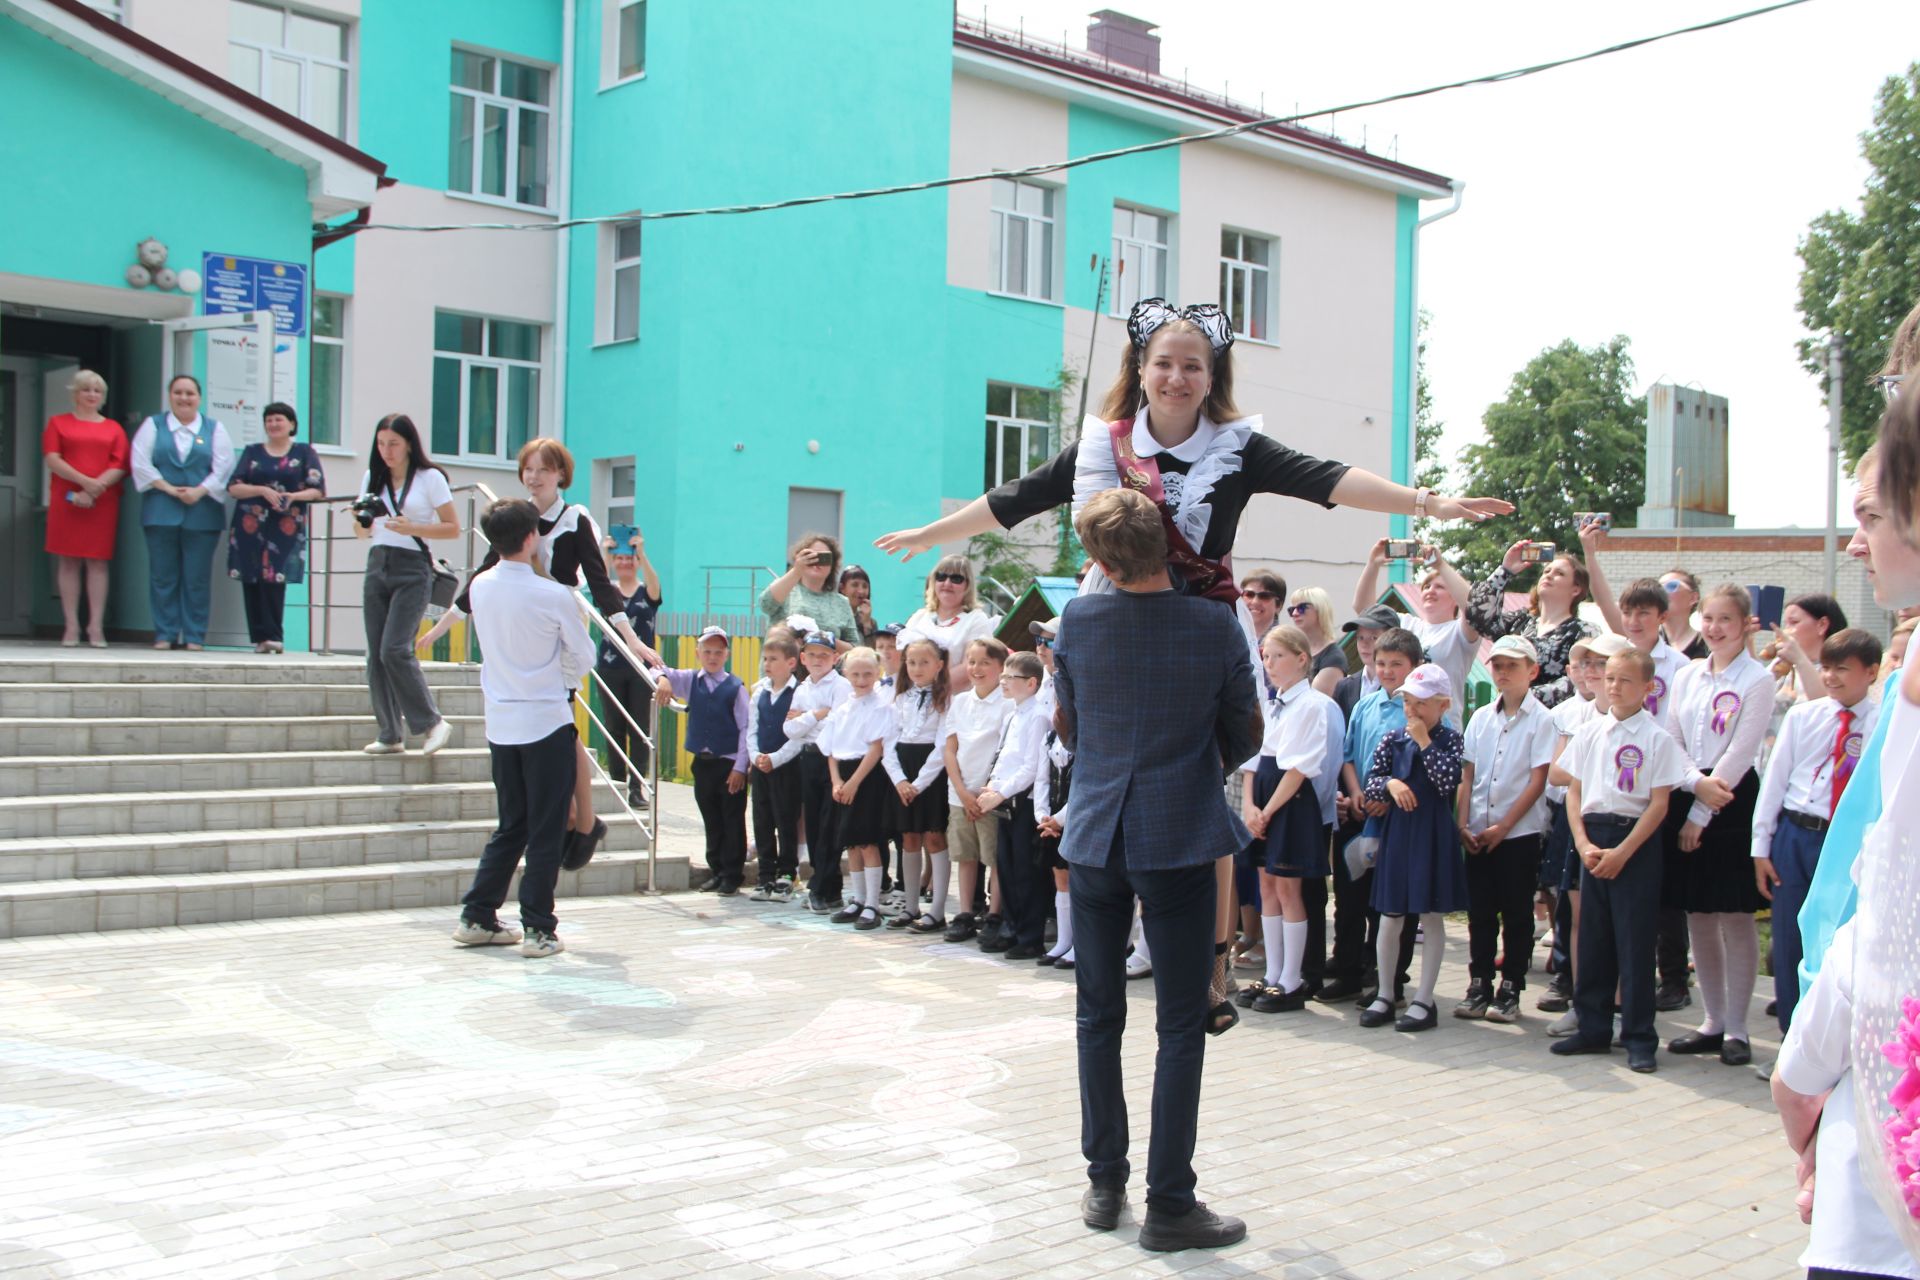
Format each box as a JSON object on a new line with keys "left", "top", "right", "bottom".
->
{"left": 1350, "top": 539, "right": 1478, "bottom": 728}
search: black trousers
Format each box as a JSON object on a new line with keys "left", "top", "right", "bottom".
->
{"left": 797, "top": 749, "right": 841, "bottom": 901}
{"left": 691, "top": 754, "right": 747, "bottom": 884}
{"left": 995, "top": 792, "right": 1046, "bottom": 948}
{"left": 596, "top": 662, "right": 653, "bottom": 785}
{"left": 240, "top": 580, "right": 286, "bottom": 644}
{"left": 1656, "top": 803, "right": 1692, "bottom": 989}
{"left": 751, "top": 760, "right": 802, "bottom": 883}
{"left": 1467, "top": 833, "right": 1543, "bottom": 987}
{"left": 1329, "top": 819, "right": 1414, "bottom": 988}
{"left": 1574, "top": 814, "right": 1663, "bottom": 1053}
{"left": 462, "top": 724, "right": 576, "bottom": 934}
{"left": 1302, "top": 871, "right": 1328, "bottom": 988}
{"left": 1071, "top": 823, "right": 1215, "bottom": 1216}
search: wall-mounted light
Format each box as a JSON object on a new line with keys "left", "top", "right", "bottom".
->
{"left": 807, "top": 440, "right": 821, "bottom": 454}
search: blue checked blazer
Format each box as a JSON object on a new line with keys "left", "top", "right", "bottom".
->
{"left": 1052, "top": 589, "right": 1262, "bottom": 871}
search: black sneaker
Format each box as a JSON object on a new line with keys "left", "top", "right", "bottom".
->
{"left": 1138, "top": 1202, "right": 1246, "bottom": 1253}
{"left": 980, "top": 932, "right": 1014, "bottom": 954}
{"left": 1313, "top": 976, "right": 1364, "bottom": 1004}
{"left": 697, "top": 875, "right": 723, "bottom": 893}
{"left": 1536, "top": 977, "right": 1571, "bottom": 1013}
{"left": 714, "top": 880, "right": 740, "bottom": 897}
{"left": 944, "top": 913, "right": 978, "bottom": 943}
{"left": 977, "top": 914, "right": 1005, "bottom": 947}
{"left": 1655, "top": 983, "right": 1692, "bottom": 1012}
{"left": 1005, "top": 942, "right": 1042, "bottom": 960}
{"left": 1486, "top": 981, "right": 1522, "bottom": 1024}
{"left": 1454, "top": 979, "right": 1491, "bottom": 1020}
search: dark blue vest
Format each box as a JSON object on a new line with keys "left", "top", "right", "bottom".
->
{"left": 755, "top": 682, "right": 795, "bottom": 755}
{"left": 685, "top": 672, "right": 745, "bottom": 756}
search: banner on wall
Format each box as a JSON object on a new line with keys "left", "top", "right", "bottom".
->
{"left": 201, "top": 253, "right": 308, "bottom": 337}
{"left": 206, "top": 330, "right": 297, "bottom": 448}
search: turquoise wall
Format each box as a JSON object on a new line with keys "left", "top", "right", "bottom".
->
{"left": 1389, "top": 194, "right": 1417, "bottom": 554}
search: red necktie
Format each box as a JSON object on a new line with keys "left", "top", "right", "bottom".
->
{"left": 1830, "top": 708, "right": 1857, "bottom": 814}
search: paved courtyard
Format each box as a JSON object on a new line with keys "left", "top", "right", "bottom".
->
{"left": 2, "top": 893, "right": 1807, "bottom": 1279}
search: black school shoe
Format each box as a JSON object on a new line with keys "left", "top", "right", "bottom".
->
{"left": 1313, "top": 976, "right": 1364, "bottom": 1004}
{"left": 1357, "top": 1001, "right": 1396, "bottom": 1029}
{"left": 1081, "top": 1185, "right": 1123, "bottom": 1232}
{"left": 976, "top": 914, "right": 1005, "bottom": 946}
{"left": 1720, "top": 1038, "right": 1752, "bottom": 1066}
{"left": 1655, "top": 983, "right": 1692, "bottom": 1012}
{"left": 943, "top": 913, "right": 978, "bottom": 942}
{"left": 1253, "top": 984, "right": 1309, "bottom": 1014}
{"left": 562, "top": 819, "right": 608, "bottom": 872}
{"left": 1005, "top": 943, "right": 1042, "bottom": 961}
{"left": 1629, "top": 1047, "right": 1659, "bottom": 1073}
{"left": 1395, "top": 1000, "right": 1438, "bottom": 1033}
{"left": 1137, "top": 1203, "right": 1247, "bottom": 1253}
{"left": 1549, "top": 1035, "right": 1611, "bottom": 1057}
{"left": 1667, "top": 1030, "right": 1724, "bottom": 1055}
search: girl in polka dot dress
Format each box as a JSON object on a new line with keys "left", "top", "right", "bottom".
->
{"left": 1359, "top": 663, "right": 1471, "bottom": 1033}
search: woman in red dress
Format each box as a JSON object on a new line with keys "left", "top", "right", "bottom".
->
{"left": 42, "top": 370, "right": 129, "bottom": 647}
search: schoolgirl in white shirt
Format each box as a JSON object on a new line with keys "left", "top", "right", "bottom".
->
{"left": 784, "top": 632, "right": 852, "bottom": 913}
{"left": 1664, "top": 583, "right": 1777, "bottom": 1066}
{"left": 885, "top": 638, "right": 952, "bottom": 931}
{"left": 821, "top": 648, "right": 895, "bottom": 930}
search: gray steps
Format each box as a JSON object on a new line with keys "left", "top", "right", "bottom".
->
{"left": 0, "top": 682, "right": 485, "bottom": 719}
{"left": 0, "top": 714, "right": 487, "bottom": 757}
{"left": 5, "top": 747, "right": 498, "bottom": 798}
{"left": 0, "top": 780, "right": 503, "bottom": 840}
{"left": 0, "top": 657, "right": 482, "bottom": 686}
{"left": 0, "top": 851, "right": 688, "bottom": 938}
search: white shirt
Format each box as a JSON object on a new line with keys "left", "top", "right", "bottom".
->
{"left": 747, "top": 675, "right": 804, "bottom": 770}
{"left": 1751, "top": 694, "right": 1879, "bottom": 860}
{"left": 1256, "top": 682, "right": 1343, "bottom": 827}
{"left": 1640, "top": 638, "right": 1689, "bottom": 726}
{"left": 900, "top": 608, "right": 997, "bottom": 663}
{"left": 883, "top": 685, "right": 949, "bottom": 792}
{"left": 1545, "top": 694, "right": 1600, "bottom": 805}
{"left": 1399, "top": 612, "right": 1473, "bottom": 729}
{"left": 468, "top": 560, "right": 596, "bottom": 745}
{"left": 1668, "top": 651, "right": 1775, "bottom": 826}
{"left": 875, "top": 674, "right": 899, "bottom": 706}
{"left": 1561, "top": 707, "right": 1689, "bottom": 819}
{"left": 946, "top": 685, "right": 1012, "bottom": 800}
{"left": 820, "top": 689, "right": 892, "bottom": 761}
{"left": 783, "top": 670, "right": 851, "bottom": 746}
{"left": 358, "top": 467, "right": 455, "bottom": 553}
{"left": 985, "top": 693, "right": 1049, "bottom": 799}
{"left": 1462, "top": 693, "right": 1558, "bottom": 837}
{"left": 130, "top": 412, "right": 235, "bottom": 499}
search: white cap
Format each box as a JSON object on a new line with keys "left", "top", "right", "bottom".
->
{"left": 698, "top": 625, "right": 729, "bottom": 644}
{"left": 1488, "top": 635, "right": 1540, "bottom": 664}
{"left": 1401, "top": 662, "right": 1452, "bottom": 701}
{"left": 1572, "top": 631, "right": 1631, "bottom": 659}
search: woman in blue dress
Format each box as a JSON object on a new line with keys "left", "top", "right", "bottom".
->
{"left": 226, "top": 401, "right": 326, "bottom": 653}
{"left": 1359, "top": 663, "right": 1470, "bottom": 1032}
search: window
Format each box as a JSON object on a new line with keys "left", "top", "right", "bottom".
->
{"left": 787, "top": 487, "right": 843, "bottom": 550}
{"left": 1111, "top": 206, "right": 1169, "bottom": 316}
{"left": 606, "top": 459, "right": 636, "bottom": 534}
{"left": 84, "top": 1, "right": 124, "bottom": 21}
{"left": 1219, "top": 230, "right": 1274, "bottom": 342}
{"left": 448, "top": 49, "right": 552, "bottom": 208}
{"left": 228, "top": 1, "right": 349, "bottom": 137}
{"left": 310, "top": 294, "right": 345, "bottom": 447}
{"left": 431, "top": 312, "right": 542, "bottom": 462}
{"left": 599, "top": 219, "right": 641, "bottom": 343}
{"left": 984, "top": 382, "right": 1056, "bottom": 490}
{"left": 990, "top": 178, "right": 1057, "bottom": 302}
{"left": 605, "top": 0, "right": 645, "bottom": 82}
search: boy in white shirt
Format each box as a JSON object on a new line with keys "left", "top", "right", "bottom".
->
{"left": 941, "top": 637, "right": 1012, "bottom": 943}
{"left": 976, "top": 652, "right": 1051, "bottom": 959}
{"left": 1751, "top": 627, "right": 1882, "bottom": 1033}
{"left": 784, "top": 631, "right": 851, "bottom": 913}
{"left": 1549, "top": 647, "right": 1689, "bottom": 1072}
{"left": 1538, "top": 632, "right": 1623, "bottom": 1023}
{"left": 1454, "top": 636, "right": 1556, "bottom": 1023}
{"left": 452, "top": 499, "right": 598, "bottom": 960}
{"left": 747, "top": 638, "right": 806, "bottom": 903}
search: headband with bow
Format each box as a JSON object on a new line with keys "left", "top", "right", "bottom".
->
{"left": 1127, "top": 298, "right": 1235, "bottom": 357}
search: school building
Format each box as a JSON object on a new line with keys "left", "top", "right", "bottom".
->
{"left": 0, "top": 0, "right": 1454, "bottom": 647}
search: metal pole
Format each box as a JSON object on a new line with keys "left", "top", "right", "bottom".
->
{"left": 1825, "top": 340, "right": 1844, "bottom": 598}
{"left": 646, "top": 692, "right": 660, "bottom": 893}
{"left": 322, "top": 510, "right": 334, "bottom": 653}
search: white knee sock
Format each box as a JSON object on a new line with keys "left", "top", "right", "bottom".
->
{"left": 1048, "top": 892, "right": 1074, "bottom": 957}
{"left": 1371, "top": 915, "right": 1405, "bottom": 1011}
{"left": 1417, "top": 913, "right": 1445, "bottom": 1007}
{"left": 900, "top": 851, "right": 922, "bottom": 914}
{"left": 1280, "top": 919, "right": 1309, "bottom": 993}
{"left": 1261, "top": 914, "right": 1285, "bottom": 987}
{"left": 929, "top": 853, "right": 951, "bottom": 920}
{"left": 1720, "top": 912, "right": 1760, "bottom": 1041}
{"left": 863, "top": 865, "right": 883, "bottom": 913}
{"left": 1689, "top": 912, "right": 1727, "bottom": 1035}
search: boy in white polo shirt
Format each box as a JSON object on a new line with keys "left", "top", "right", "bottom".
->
{"left": 1454, "top": 635, "right": 1556, "bottom": 1023}
{"left": 1549, "top": 647, "right": 1688, "bottom": 1072}
{"left": 942, "top": 636, "right": 1012, "bottom": 943}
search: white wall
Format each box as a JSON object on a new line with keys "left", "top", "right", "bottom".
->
{"left": 946, "top": 71, "right": 1068, "bottom": 294}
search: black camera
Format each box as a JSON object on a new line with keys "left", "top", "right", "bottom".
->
{"left": 351, "top": 494, "right": 385, "bottom": 529}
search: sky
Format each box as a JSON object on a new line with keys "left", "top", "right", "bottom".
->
{"left": 981, "top": 0, "right": 1920, "bottom": 529}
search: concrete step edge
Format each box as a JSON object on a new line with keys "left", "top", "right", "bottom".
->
{"left": 0, "top": 852, "right": 687, "bottom": 900}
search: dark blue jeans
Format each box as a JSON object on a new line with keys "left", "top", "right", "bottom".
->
{"left": 1071, "top": 823, "right": 1215, "bottom": 1215}
{"left": 1574, "top": 814, "right": 1662, "bottom": 1052}
{"left": 1767, "top": 820, "right": 1824, "bottom": 1034}
{"left": 462, "top": 724, "right": 577, "bottom": 934}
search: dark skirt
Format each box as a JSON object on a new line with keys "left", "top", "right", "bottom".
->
{"left": 1369, "top": 764, "right": 1470, "bottom": 916}
{"left": 832, "top": 759, "right": 894, "bottom": 847}
{"left": 890, "top": 742, "right": 951, "bottom": 834}
{"left": 1679, "top": 771, "right": 1762, "bottom": 914}
{"left": 1252, "top": 757, "right": 1331, "bottom": 878}
{"left": 1041, "top": 833, "right": 1067, "bottom": 872}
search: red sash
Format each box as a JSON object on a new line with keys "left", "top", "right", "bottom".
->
{"left": 1108, "top": 417, "right": 1240, "bottom": 604}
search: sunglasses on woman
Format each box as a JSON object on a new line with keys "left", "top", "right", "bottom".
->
{"left": 1242, "top": 589, "right": 1277, "bottom": 601}
{"left": 934, "top": 571, "right": 969, "bottom": 585}
{"left": 1285, "top": 603, "right": 1311, "bottom": 616}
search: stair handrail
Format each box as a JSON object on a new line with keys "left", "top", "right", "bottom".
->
{"left": 567, "top": 587, "right": 666, "bottom": 893}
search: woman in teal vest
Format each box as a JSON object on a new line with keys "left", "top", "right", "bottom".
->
{"left": 131, "top": 375, "right": 235, "bottom": 649}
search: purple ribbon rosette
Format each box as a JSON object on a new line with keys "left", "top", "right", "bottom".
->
{"left": 1613, "top": 744, "right": 1644, "bottom": 792}
{"left": 1849, "top": 794, "right": 1920, "bottom": 1261}
{"left": 1644, "top": 677, "right": 1667, "bottom": 716}
{"left": 1710, "top": 690, "right": 1741, "bottom": 735}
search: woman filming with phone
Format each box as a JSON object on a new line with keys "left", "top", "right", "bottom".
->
{"left": 1465, "top": 537, "right": 1596, "bottom": 707}
{"left": 759, "top": 534, "right": 859, "bottom": 649}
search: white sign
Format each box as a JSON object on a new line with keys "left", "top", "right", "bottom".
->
{"left": 206, "top": 330, "right": 296, "bottom": 448}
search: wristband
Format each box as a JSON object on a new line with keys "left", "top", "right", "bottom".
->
{"left": 1413, "top": 487, "right": 1430, "bottom": 519}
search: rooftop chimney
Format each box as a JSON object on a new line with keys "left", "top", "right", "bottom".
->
{"left": 1087, "top": 10, "right": 1159, "bottom": 75}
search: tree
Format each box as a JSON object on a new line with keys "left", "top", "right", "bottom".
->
{"left": 1796, "top": 64, "right": 1920, "bottom": 466}
{"left": 1434, "top": 336, "right": 1646, "bottom": 581}
{"left": 1412, "top": 310, "right": 1448, "bottom": 543}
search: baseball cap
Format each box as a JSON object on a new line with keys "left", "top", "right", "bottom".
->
{"left": 801, "top": 630, "right": 836, "bottom": 651}
{"left": 1030, "top": 618, "right": 1059, "bottom": 640}
{"left": 1343, "top": 604, "right": 1400, "bottom": 633}
{"left": 1572, "top": 631, "right": 1630, "bottom": 659}
{"left": 1401, "top": 663, "right": 1452, "bottom": 701}
{"left": 697, "top": 625, "right": 729, "bottom": 644}
{"left": 878, "top": 622, "right": 905, "bottom": 639}
{"left": 1487, "top": 635, "right": 1540, "bottom": 664}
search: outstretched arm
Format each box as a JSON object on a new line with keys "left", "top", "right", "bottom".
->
{"left": 874, "top": 495, "right": 1001, "bottom": 562}
{"left": 1326, "top": 468, "right": 1511, "bottom": 524}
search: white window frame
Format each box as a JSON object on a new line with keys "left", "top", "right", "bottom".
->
{"left": 599, "top": 0, "right": 646, "bottom": 88}
{"left": 432, "top": 312, "right": 545, "bottom": 466}
{"left": 228, "top": 1, "right": 350, "bottom": 137}
{"left": 605, "top": 458, "right": 636, "bottom": 537}
{"left": 1219, "top": 228, "right": 1277, "bottom": 345}
{"left": 1110, "top": 204, "right": 1171, "bottom": 318}
{"left": 984, "top": 382, "right": 1056, "bottom": 491}
{"left": 85, "top": 0, "right": 126, "bottom": 21}
{"left": 989, "top": 178, "right": 1059, "bottom": 304}
{"left": 310, "top": 292, "right": 350, "bottom": 453}
{"left": 595, "top": 217, "right": 642, "bottom": 345}
{"left": 448, "top": 47, "right": 554, "bottom": 211}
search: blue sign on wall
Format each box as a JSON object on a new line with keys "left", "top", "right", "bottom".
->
{"left": 200, "top": 253, "right": 308, "bottom": 337}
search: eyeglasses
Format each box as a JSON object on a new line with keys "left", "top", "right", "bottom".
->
{"left": 1285, "top": 603, "right": 1311, "bottom": 616}
{"left": 1243, "top": 590, "right": 1277, "bottom": 601}
{"left": 934, "top": 572, "right": 969, "bottom": 585}
{"left": 1874, "top": 373, "right": 1906, "bottom": 402}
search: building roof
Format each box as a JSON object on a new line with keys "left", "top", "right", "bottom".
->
{"left": 9, "top": 0, "right": 388, "bottom": 218}
{"left": 954, "top": 16, "right": 1453, "bottom": 198}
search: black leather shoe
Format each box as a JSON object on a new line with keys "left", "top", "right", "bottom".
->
{"left": 1395, "top": 1000, "right": 1438, "bottom": 1033}
{"left": 1253, "top": 984, "right": 1309, "bottom": 1014}
{"left": 980, "top": 934, "right": 1013, "bottom": 954}
{"left": 1720, "top": 1038, "right": 1752, "bottom": 1066}
{"left": 1357, "top": 1001, "right": 1396, "bottom": 1029}
{"left": 1549, "top": 1036, "right": 1611, "bottom": 1056}
{"left": 1313, "top": 976, "right": 1364, "bottom": 1004}
{"left": 1629, "top": 1047, "right": 1658, "bottom": 1073}
{"left": 1655, "top": 984, "right": 1692, "bottom": 1012}
{"left": 1138, "top": 1202, "right": 1247, "bottom": 1252}
{"left": 1005, "top": 943, "right": 1042, "bottom": 960}
{"left": 1081, "top": 1185, "right": 1123, "bottom": 1231}
{"left": 1666, "top": 1030, "right": 1724, "bottom": 1055}
{"left": 562, "top": 819, "right": 607, "bottom": 872}
{"left": 1235, "top": 983, "right": 1266, "bottom": 1009}
{"left": 1035, "top": 953, "right": 1058, "bottom": 966}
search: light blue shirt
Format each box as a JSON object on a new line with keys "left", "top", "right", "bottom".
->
{"left": 1344, "top": 687, "right": 1406, "bottom": 778}
{"left": 1797, "top": 671, "right": 1897, "bottom": 996}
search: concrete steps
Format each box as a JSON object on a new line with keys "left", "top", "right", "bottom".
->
{"left": 0, "top": 643, "right": 677, "bottom": 939}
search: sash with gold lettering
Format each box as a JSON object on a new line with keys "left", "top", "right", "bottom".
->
{"left": 1108, "top": 417, "right": 1240, "bottom": 604}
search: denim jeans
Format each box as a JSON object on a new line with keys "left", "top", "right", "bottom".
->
{"left": 462, "top": 724, "right": 577, "bottom": 934}
{"left": 1071, "top": 823, "right": 1215, "bottom": 1216}
{"left": 1767, "top": 820, "right": 1825, "bottom": 1034}
{"left": 362, "top": 546, "right": 440, "bottom": 743}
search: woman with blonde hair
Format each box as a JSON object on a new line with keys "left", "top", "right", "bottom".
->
{"left": 42, "top": 369, "right": 128, "bottom": 647}
{"left": 1284, "top": 585, "right": 1348, "bottom": 696}
{"left": 899, "top": 553, "right": 996, "bottom": 677}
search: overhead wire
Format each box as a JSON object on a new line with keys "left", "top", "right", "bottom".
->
{"left": 333, "top": 0, "right": 1813, "bottom": 235}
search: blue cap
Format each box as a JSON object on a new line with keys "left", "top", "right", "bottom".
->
{"left": 802, "top": 630, "right": 836, "bottom": 650}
